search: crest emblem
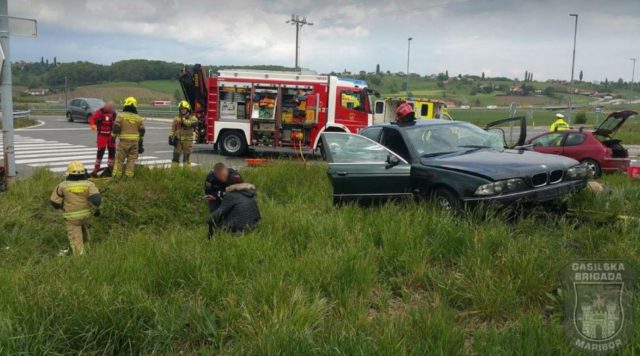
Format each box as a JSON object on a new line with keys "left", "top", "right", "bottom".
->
{"left": 561, "top": 260, "right": 636, "bottom": 353}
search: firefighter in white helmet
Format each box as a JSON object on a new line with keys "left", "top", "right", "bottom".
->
{"left": 50, "top": 161, "right": 102, "bottom": 255}
{"left": 169, "top": 100, "right": 198, "bottom": 168}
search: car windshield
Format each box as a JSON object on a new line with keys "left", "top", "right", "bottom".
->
{"left": 404, "top": 122, "right": 504, "bottom": 157}
{"left": 86, "top": 98, "right": 105, "bottom": 108}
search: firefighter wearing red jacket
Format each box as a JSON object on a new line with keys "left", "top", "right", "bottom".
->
{"left": 88, "top": 100, "right": 117, "bottom": 176}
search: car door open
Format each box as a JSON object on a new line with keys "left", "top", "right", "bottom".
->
{"left": 484, "top": 116, "right": 527, "bottom": 148}
{"left": 321, "top": 132, "right": 412, "bottom": 204}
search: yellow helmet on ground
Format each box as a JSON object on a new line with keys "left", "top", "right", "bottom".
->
{"left": 123, "top": 96, "right": 138, "bottom": 108}
{"left": 66, "top": 161, "right": 86, "bottom": 175}
{"left": 178, "top": 100, "right": 191, "bottom": 110}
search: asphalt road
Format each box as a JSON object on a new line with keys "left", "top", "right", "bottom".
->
{"left": 2, "top": 116, "right": 247, "bottom": 178}
{"left": 2, "top": 116, "right": 637, "bottom": 179}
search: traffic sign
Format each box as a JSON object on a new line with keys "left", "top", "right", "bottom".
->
{"left": 0, "top": 15, "right": 37, "bottom": 37}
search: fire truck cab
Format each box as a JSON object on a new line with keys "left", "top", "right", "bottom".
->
{"left": 180, "top": 66, "right": 372, "bottom": 156}
{"left": 373, "top": 97, "right": 452, "bottom": 123}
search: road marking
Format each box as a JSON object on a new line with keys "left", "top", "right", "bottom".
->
{"left": 18, "top": 155, "right": 99, "bottom": 164}
{"left": 9, "top": 148, "right": 97, "bottom": 155}
{"left": 0, "top": 134, "right": 195, "bottom": 173}
{"left": 15, "top": 120, "right": 46, "bottom": 129}
{"left": 13, "top": 145, "right": 89, "bottom": 152}
{"left": 30, "top": 156, "right": 161, "bottom": 167}
{"left": 15, "top": 149, "right": 97, "bottom": 159}
{"left": 11, "top": 143, "right": 76, "bottom": 148}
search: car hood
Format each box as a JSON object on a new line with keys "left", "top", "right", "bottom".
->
{"left": 420, "top": 149, "right": 579, "bottom": 180}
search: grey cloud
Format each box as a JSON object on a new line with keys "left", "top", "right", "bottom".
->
{"left": 8, "top": 0, "right": 640, "bottom": 80}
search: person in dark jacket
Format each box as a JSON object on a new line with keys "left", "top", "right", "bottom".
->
{"left": 204, "top": 163, "right": 242, "bottom": 239}
{"left": 209, "top": 177, "right": 260, "bottom": 237}
{"left": 204, "top": 163, "right": 241, "bottom": 213}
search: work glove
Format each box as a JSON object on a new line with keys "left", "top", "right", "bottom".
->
{"left": 110, "top": 136, "right": 117, "bottom": 145}
{"left": 93, "top": 209, "right": 101, "bottom": 217}
{"left": 169, "top": 136, "right": 177, "bottom": 146}
{"left": 90, "top": 124, "right": 97, "bottom": 131}
{"left": 138, "top": 140, "right": 144, "bottom": 154}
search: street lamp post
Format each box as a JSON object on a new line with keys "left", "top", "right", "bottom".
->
{"left": 406, "top": 37, "right": 412, "bottom": 97}
{"left": 568, "top": 13, "right": 578, "bottom": 124}
{"left": 631, "top": 58, "right": 637, "bottom": 103}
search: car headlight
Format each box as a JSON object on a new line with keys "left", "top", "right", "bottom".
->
{"left": 474, "top": 178, "right": 527, "bottom": 196}
{"left": 566, "top": 164, "right": 589, "bottom": 179}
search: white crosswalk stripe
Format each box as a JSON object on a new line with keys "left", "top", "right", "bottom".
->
{"left": 0, "top": 134, "right": 184, "bottom": 173}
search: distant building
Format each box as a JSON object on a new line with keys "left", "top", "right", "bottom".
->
{"left": 510, "top": 85, "right": 524, "bottom": 95}
{"left": 23, "top": 88, "right": 50, "bottom": 96}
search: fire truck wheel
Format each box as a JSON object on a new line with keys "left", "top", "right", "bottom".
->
{"left": 219, "top": 131, "right": 247, "bottom": 156}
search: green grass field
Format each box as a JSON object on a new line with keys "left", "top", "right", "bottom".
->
{"left": 1, "top": 163, "right": 640, "bottom": 354}
{"left": 449, "top": 109, "right": 640, "bottom": 145}
{"left": 89, "top": 80, "right": 180, "bottom": 95}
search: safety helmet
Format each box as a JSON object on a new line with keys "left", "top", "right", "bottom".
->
{"left": 123, "top": 96, "right": 138, "bottom": 108}
{"left": 66, "top": 161, "right": 86, "bottom": 175}
{"left": 178, "top": 100, "right": 191, "bottom": 111}
{"left": 396, "top": 102, "right": 414, "bottom": 120}
{"left": 556, "top": 113, "right": 565, "bottom": 119}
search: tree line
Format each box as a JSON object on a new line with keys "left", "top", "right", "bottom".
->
{"left": 12, "top": 59, "right": 295, "bottom": 89}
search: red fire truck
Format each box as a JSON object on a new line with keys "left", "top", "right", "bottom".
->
{"left": 179, "top": 65, "right": 373, "bottom": 156}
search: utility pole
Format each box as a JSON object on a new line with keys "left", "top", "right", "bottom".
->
{"left": 1, "top": 0, "right": 14, "bottom": 185}
{"left": 630, "top": 58, "right": 637, "bottom": 103}
{"left": 286, "top": 15, "right": 313, "bottom": 71}
{"left": 64, "top": 76, "right": 68, "bottom": 109}
{"left": 406, "top": 37, "right": 412, "bottom": 97}
{"left": 568, "top": 13, "right": 578, "bottom": 124}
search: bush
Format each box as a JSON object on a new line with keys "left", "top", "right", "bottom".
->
{"left": 574, "top": 112, "right": 587, "bottom": 124}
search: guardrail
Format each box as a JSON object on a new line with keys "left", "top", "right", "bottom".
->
{"left": 0, "top": 110, "right": 32, "bottom": 119}
{"left": 14, "top": 110, "right": 31, "bottom": 119}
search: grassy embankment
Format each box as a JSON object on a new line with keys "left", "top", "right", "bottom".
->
{"left": 0, "top": 118, "right": 39, "bottom": 129}
{"left": 1, "top": 163, "right": 640, "bottom": 354}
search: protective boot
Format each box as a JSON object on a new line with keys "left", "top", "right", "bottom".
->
{"left": 183, "top": 153, "right": 191, "bottom": 170}
{"left": 107, "top": 147, "right": 115, "bottom": 171}
{"left": 92, "top": 148, "right": 105, "bottom": 176}
{"left": 172, "top": 152, "right": 181, "bottom": 168}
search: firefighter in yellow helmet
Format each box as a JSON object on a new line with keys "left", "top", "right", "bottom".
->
{"left": 112, "top": 97, "right": 145, "bottom": 177}
{"left": 549, "top": 113, "right": 571, "bottom": 132}
{"left": 50, "top": 161, "right": 102, "bottom": 255}
{"left": 168, "top": 100, "right": 198, "bottom": 168}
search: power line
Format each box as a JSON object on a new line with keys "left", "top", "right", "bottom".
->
{"left": 286, "top": 15, "right": 313, "bottom": 70}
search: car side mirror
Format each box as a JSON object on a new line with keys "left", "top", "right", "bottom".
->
{"left": 385, "top": 154, "right": 400, "bottom": 169}
{"left": 83, "top": 105, "right": 89, "bottom": 110}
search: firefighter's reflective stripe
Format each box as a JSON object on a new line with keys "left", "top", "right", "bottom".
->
{"left": 120, "top": 133, "right": 140, "bottom": 140}
{"left": 63, "top": 208, "right": 92, "bottom": 219}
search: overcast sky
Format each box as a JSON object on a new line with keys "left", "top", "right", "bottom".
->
{"left": 8, "top": 0, "right": 640, "bottom": 81}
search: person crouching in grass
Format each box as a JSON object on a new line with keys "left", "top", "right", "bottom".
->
{"left": 208, "top": 175, "right": 260, "bottom": 237}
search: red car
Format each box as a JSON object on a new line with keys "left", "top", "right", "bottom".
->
{"left": 527, "top": 110, "right": 637, "bottom": 178}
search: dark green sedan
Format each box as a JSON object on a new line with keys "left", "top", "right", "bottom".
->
{"left": 321, "top": 119, "right": 588, "bottom": 210}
